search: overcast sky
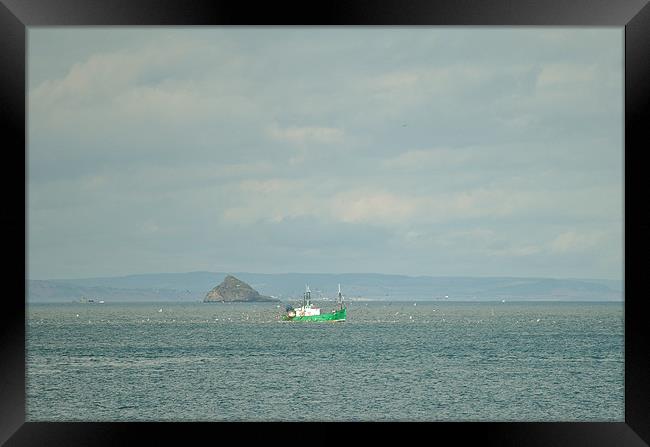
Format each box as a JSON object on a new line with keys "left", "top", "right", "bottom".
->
{"left": 27, "top": 27, "right": 623, "bottom": 280}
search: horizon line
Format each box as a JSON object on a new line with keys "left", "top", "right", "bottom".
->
{"left": 28, "top": 270, "right": 623, "bottom": 283}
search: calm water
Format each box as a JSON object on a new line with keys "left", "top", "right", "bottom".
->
{"left": 26, "top": 301, "right": 623, "bottom": 421}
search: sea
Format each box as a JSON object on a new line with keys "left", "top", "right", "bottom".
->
{"left": 26, "top": 301, "right": 624, "bottom": 421}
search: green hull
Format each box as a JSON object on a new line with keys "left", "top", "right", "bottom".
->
{"left": 282, "top": 308, "right": 346, "bottom": 322}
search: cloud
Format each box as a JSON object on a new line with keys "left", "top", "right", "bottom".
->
{"left": 211, "top": 177, "right": 620, "bottom": 233}
{"left": 550, "top": 230, "right": 605, "bottom": 253}
{"left": 332, "top": 191, "right": 419, "bottom": 224}
{"left": 383, "top": 147, "right": 472, "bottom": 170}
{"left": 536, "top": 63, "right": 597, "bottom": 87}
{"left": 30, "top": 39, "right": 201, "bottom": 109}
{"left": 267, "top": 124, "right": 344, "bottom": 145}
{"left": 238, "top": 179, "right": 299, "bottom": 194}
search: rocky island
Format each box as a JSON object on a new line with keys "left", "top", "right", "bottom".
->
{"left": 203, "top": 275, "right": 279, "bottom": 303}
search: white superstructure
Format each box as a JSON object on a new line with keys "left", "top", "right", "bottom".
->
{"left": 293, "top": 285, "right": 321, "bottom": 316}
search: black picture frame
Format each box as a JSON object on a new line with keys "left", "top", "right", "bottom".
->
{"left": 2, "top": 0, "right": 648, "bottom": 445}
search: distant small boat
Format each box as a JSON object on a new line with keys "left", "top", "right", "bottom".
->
{"left": 158, "top": 308, "right": 163, "bottom": 312}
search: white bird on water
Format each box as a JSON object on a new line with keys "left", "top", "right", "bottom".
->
{"left": 159, "top": 308, "right": 163, "bottom": 313}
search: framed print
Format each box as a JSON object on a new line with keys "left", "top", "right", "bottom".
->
{"left": 2, "top": 0, "right": 649, "bottom": 445}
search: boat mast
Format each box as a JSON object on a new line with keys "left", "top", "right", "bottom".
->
{"left": 338, "top": 283, "right": 344, "bottom": 309}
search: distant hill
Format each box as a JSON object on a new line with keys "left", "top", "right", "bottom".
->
{"left": 27, "top": 272, "right": 623, "bottom": 303}
{"left": 204, "top": 275, "right": 279, "bottom": 303}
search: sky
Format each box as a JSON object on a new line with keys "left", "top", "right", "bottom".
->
{"left": 27, "top": 27, "right": 623, "bottom": 280}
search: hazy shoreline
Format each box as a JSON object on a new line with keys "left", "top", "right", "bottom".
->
{"left": 27, "top": 271, "right": 623, "bottom": 303}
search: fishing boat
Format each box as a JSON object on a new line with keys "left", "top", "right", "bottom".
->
{"left": 282, "top": 284, "right": 346, "bottom": 322}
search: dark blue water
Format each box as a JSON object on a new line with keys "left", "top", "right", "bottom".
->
{"left": 26, "top": 301, "right": 623, "bottom": 421}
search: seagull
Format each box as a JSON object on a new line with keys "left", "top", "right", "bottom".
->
{"left": 158, "top": 308, "right": 163, "bottom": 313}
